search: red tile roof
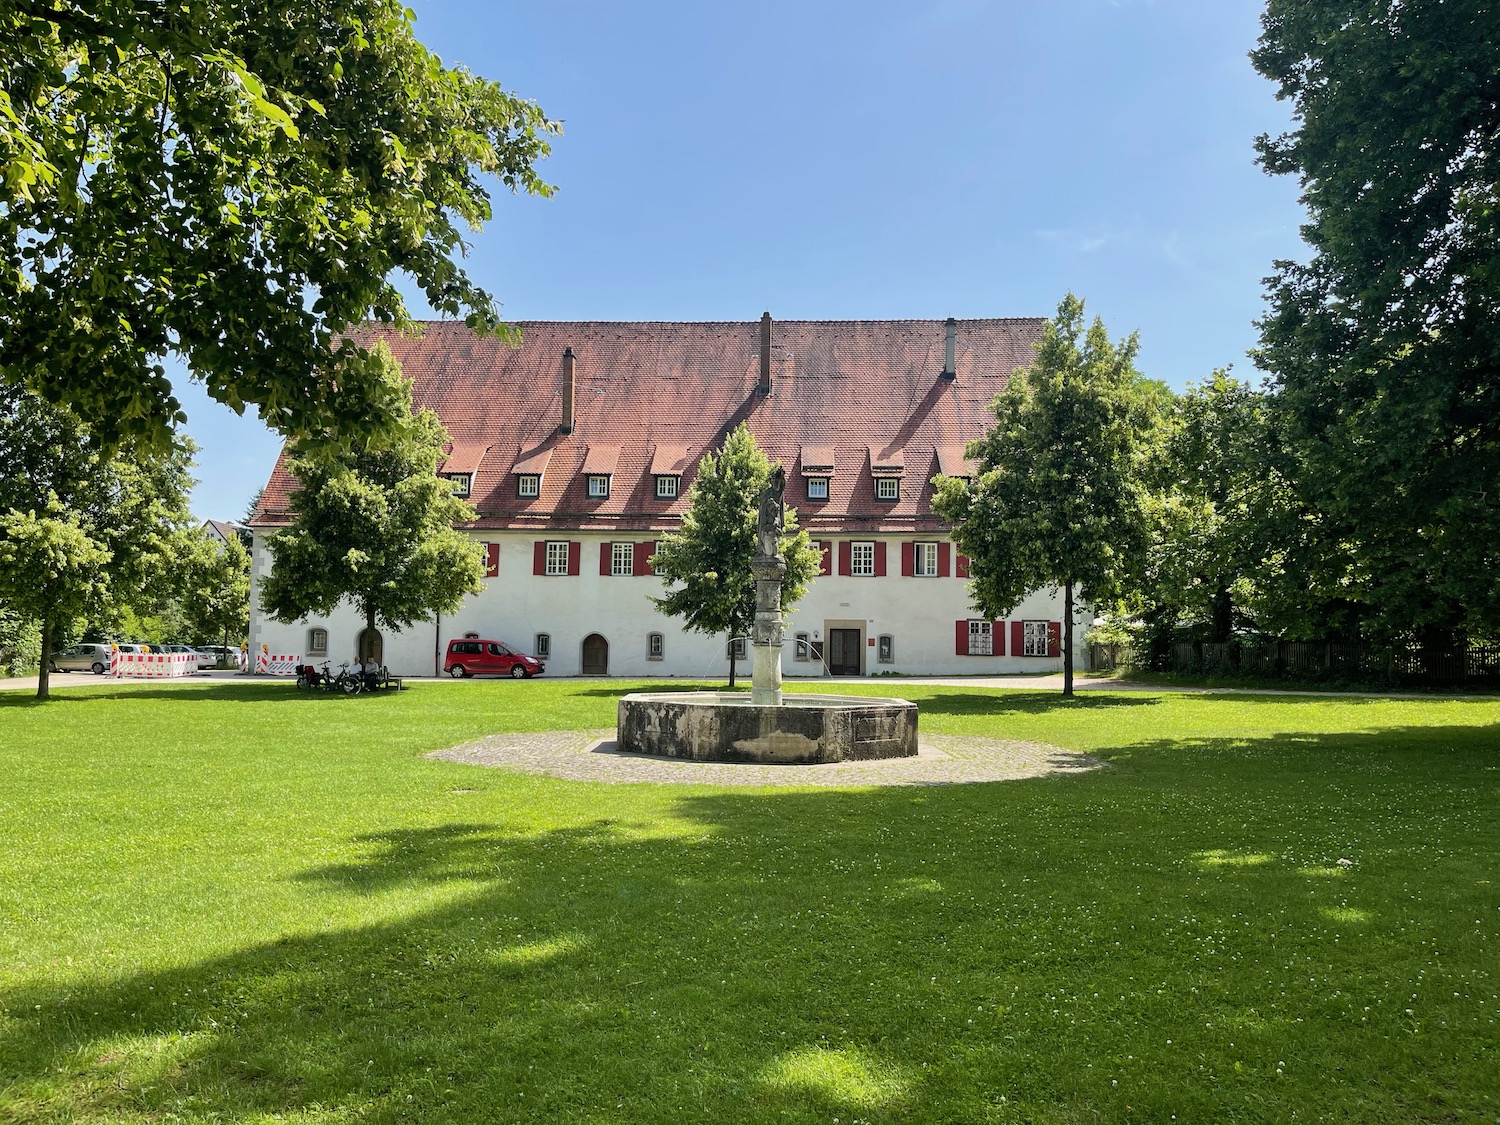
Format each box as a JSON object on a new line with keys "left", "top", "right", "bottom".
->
{"left": 252, "top": 317, "right": 1044, "bottom": 533}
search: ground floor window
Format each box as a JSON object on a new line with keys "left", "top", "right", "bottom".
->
{"left": 794, "top": 632, "right": 810, "bottom": 661}
{"left": 727, "top": 637, "right": 747, "bottom": 660}
{"left": 307, "top": 628, "right": 327, "bottom": 656}
{"left": 968, "top": 620, "right": 993, "bottom": 656}
{"left": 534, "top": 633, "right": 551, "bottom": 659}
{"left": 647, "top": 632, "right": 664, "bottom": 660}
{"left": 1023, "top": 620, "right": 1049, "bottom": 657}
{"left": 877, "top": 634, "right": 894, "bottom": 663}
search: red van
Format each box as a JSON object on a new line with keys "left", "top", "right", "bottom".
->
{"left": 445, "top": 638, "right": 545, "bottom": 679}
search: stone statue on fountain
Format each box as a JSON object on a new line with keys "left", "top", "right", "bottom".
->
{"left": 750, "top": 466, "right": 787, "bottom": 705}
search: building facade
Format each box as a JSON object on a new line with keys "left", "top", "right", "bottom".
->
{"left": 248, "top": 314, "right": 1086, "bottom": 678}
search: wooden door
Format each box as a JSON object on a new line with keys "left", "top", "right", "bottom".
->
{"left": 581, "top": 633, "right": 609, "bottom": 675}
{"left": 827, "top": 628, "right": 862, "bottom": 676}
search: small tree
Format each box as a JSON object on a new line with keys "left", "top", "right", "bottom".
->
{"left": 651, "top": 424, "right": 820, "bottom": 687}
{"left": 933, "top": 294, "right": 1159, "bottom": 697}
{"left": 259, "top": 352, "right": 484, "bottom": 656}
{"left": 180, "top": 533, "right": 252, "bottom": 653}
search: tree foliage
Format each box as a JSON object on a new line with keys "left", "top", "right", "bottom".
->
{"left": 258, "top": 350, "right": 484, "bottom": 650}
{"left": 933, "top": 294, "right": 1160, "bottom": 695}
{"left": 179, "top": 531, "right": 250, "bottom": 648}
{"left": 1252, "top": 0, "right": 1500, "bottom": 639}
{"left": 650, "top": 424, "right": 820, "bottom": 686}
{"left": 0, "top": 385, "right": 195, "bottom": 698}
{"left": 0, "top": 0, "right": 558, "bottom": 450}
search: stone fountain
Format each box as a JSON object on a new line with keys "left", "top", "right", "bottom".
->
{"left": 617, "top": 469, "right": 918, "bottom": 764}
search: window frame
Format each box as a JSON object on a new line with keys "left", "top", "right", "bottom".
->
{"left": 587, "top": 474, "right": 611, "bottom": 499}
{"left": 967, "top": 619, "right": 993, "bottom": 656}
{"left": 534, "top": 633, "right": 551, "bottom": 659}
{"left": 647, "top": 632, "right": 664, "bottom": 661}
{"left": 875, "top": 476, "right": 900, "bottom": 501}
{"left": 307, "top": 627, "right": 328, "bottom": 656}
{"left": 877, "top": 634, "right": 894, "bottom": 663}
{"left": 727, "top": 637, "right": 748, "bottom": 660}
{"left": 516, "top": 474, "right": 540, "bottom": 498}
{"left": 914, "top": 541, "right": 938, "bottom": 577}
{"left": 794, "top": 632, "right": 810, "bottom": 662}
{"left": 655, "top": 475, "right": 679, "bottom": 499}
{"left": 545, "top": 541, "right": 570, "bottom": 576}
{"left": 445, "top": 473, "right": 471, "bottom": 497}
{"left": 850, "top": 540, "right": 876, "bottom": 577}
{"left": 1023, "top": 620, "right": 1049, "bottom": 657}
{"left": 611, "top": 541, "right": 635, "bottom": 576}
{"left": 806, "top": 476, "right": 830, "bottom": 501}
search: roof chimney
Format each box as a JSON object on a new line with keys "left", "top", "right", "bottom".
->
{"left": 941, "top": 317, "right": 957, "bottom": 381}
{"left": 560, "top": 347, "right": 576, "bottom": 434}
{"left": 758, "top": 311, "right": 772, "bottom": 396}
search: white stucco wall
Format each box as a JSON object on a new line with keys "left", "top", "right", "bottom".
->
{"left": 249, "top": 531, "right": 1088, "bottom": 678}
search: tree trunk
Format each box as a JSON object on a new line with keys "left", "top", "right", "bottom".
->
{"left": 1063, "top": 581, "right": 1075, "bottom": 698}
{"left": 727, "top": 631, "right": 737, "bottom": 688}
{"left": 36, "top": 613, "right": 53, "bottom": 701}
{"left": 1210, "top": 585, "right": 1233, "bottom": 645}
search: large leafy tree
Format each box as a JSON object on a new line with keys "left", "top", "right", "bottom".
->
{"left": 179, "top": 532, "right": 251, "bottom": 652}
{"left": 0, "top": 386, "right": 195, "bottom": 699}
{"left": 1252, "top": 0, "right": 1500, "bottom": 641}
{"left": 258, "top": 350, "right": 484, "bottom": 653}
{"left": 0, "top": 0, "right": 557, "bottom": 450}
{"left": 934, "top": 295, "right": 1160, "bottom": 697}
{"left": 651, "top": 424, "right": 821, "bottom": 687}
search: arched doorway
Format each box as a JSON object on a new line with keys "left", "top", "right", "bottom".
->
{"left": 581, "top": 633, "right": 609, "bottom": 675}
{"left": 357, "top": 628, "right": 383, "bottom": 665}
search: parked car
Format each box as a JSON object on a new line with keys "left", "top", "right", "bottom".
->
{"left": 158, "top": 644, "right": 213, "bottom": 669}
{"left": 444, "top": 638, "right": 544, "bottom": 679}
{"left": 197, "top": 645, "right": 241, "bottom": 668}
{"left": 48, "top": 642, "right": 114, "bottom": 674}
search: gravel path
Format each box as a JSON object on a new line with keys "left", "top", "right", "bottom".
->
{"left": 428, "top": 729, "right": 1103, "bottom": 787}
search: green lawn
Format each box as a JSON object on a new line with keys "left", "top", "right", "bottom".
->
{"left": 0, "top": 680, "right": 1495, "bottom": 1123}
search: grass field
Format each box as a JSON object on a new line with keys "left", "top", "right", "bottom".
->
{"left": 0, "top": 680, "right": 1495, "bottom": 1123}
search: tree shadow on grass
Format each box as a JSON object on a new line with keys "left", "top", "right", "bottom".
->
{"left": 913, "top": 691, "right": 1161, "bottom": 717}
{"left": 3, "top": 722, "right": 1497, "bottom": 1123}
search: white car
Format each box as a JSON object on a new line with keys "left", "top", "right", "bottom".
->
{"left": 159, "top": 644, "right": 214, "bottom": 669}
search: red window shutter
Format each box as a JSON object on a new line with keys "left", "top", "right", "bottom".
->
{"left": 956, "top": 553, "right": 970, "bottom": 578}
{"left": 533, "top": 541, "right": 546, "bottom": 576}
{"left": 1011, "top": 620, "right": 1024, "bottom": 656}
{"left": 599, "top": 542, "right": 612, "bottom": 576}
{"left": 634, "top": 541, "right": 654, "bottom": 576}
{"left": 1047, "top": 621, "right": 1062, "bottom": 658}
{"left": 567, "top": 541, "right": 581, "bottom": 576}
{"left": 484, "top": 542, "right": 500, "bottom": 578}
{"left": 819, "top": 541, "right": 832, "bottom": 576}
{"left": 838, "top": 541, "right": 852, "bottom": 576}
{"left": 955, "top": 620, "right": 969, "bottom": 656}
{"left": 937, "top": 542, "right": 951, "bottom": 578}
{"left": 995, "top": 620, "right": 1007, "bottom": 656}
{"left": 874, "top": 542, "right": 887, "bottom": 577}
{"left": 901, "top": 542, "right": 914, "bottom": 577}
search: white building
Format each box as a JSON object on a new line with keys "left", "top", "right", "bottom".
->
{"left": 247, "top": 315, "right": 1085, "bottom": 677}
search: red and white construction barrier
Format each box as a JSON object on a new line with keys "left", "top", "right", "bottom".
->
{"left": 255, "top": 647, "right": 303, "bottom": 675}
{"left": 110, "top": 652, "right": 197, "bottom": 679}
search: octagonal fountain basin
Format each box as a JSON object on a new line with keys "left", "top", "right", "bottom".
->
{"left": 617, "top": 691, "right": 918, "bottom": 764}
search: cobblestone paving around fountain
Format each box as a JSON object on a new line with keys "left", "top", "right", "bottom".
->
{"left": 428, "top": 729, "right": 1103, "bottom": 786}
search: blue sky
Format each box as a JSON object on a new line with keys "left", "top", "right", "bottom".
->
{"left": 180, "top": 0, "right": 1306, "bottom": 521}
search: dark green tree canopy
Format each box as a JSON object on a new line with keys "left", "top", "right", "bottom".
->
{"left": 0, "top": 0, "right": 558, "bottom": 450}
{"left": 651, "top": 424, "right": 820, "bottom": 684}
{"left": 1252, "top": 0, "right": 1500, "bottom": 637}
{"left": 258, "top": 348, "right": 485, "bottom": 643}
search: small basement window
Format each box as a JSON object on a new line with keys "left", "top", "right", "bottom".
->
{"left": 794, "top": 632, "right": 810, "bottom": 662}
{"left": 307, "top": 628, "right": 328, "bottom": 656}
{"left": 534, "top": 633, "right": 551, "bottom": 659}
{"left": 647, "top": 632, "right": 664, "bottom": 660}
{"left": 877, "top": 634, "right": 894, "bottom": 663}
{"left": 727, "top": 637, "right": 747, "bottom": 660}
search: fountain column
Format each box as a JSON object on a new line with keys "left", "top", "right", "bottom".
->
{"left": 750, "top": 467, "right": 788, "bottom": 707}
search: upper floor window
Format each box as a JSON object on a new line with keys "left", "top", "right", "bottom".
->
{"left": 611, "top": 541, "right": 635, "bottom": 576}
{"left": 875, "top": 477, "right": 900, "bottom": 501}
{"left": 444, "top": 473, "right": 471, "bottom": 497}
{"left": 587, "top": 475, "right": 611, "bottom": 499}
{"left": 656, "top": 475, "right": 679, "bottom": 499}
{"left": 545, "top": 541, "right": 570, "bottom": 576}
{"left": 915, "top": 541, "right": 938, "bottom": 577}
{"left": 517, "top": 474, "right": 540, "bottom": 498}
{"left": 1023, "top": 620, "right": 1049, "bottom": 657}
{"left": 850, "top": 541, "right": 876, "bottom": 577}
{"left": 806, "top": 477, "right": 829, "bottom": 501}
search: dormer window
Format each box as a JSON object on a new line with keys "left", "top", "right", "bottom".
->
{"left": 656, "top": 475, "right": 679, "bottom": 499}
{"left": 517, "top": 474, "right": 540, "bottom": 498}
{"left": 444, "top": 473, "right": 471, "bottom": 497}
{"left": 587, "top": 474, "right": 611, "bottom": 499}
{"left": 806, "top": 477, "right": 829, "bottom": 501}
{"left": 875, "top": 477, "right": 900, "bottom": 501}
